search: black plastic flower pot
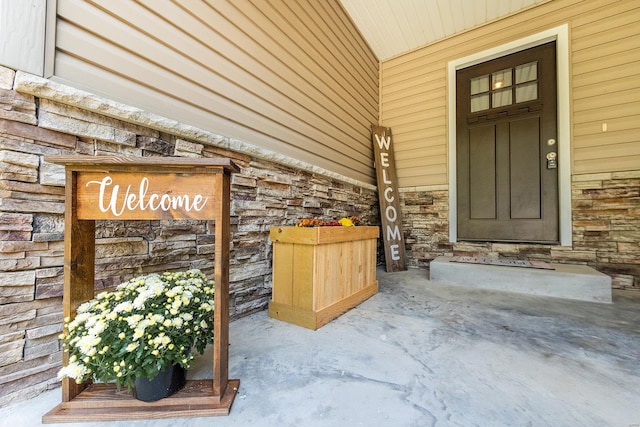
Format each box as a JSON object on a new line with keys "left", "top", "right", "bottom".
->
{"left": 132, "top": 364, "right": 187, "bottom": 402}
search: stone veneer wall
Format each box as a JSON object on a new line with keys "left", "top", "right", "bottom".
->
{"left": 401, "top": 174, "right": 640, "bottom": 291}
{"left": 0, "top": 67, "right": 380, "bottom": 407}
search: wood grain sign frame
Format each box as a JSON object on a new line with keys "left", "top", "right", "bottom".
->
{"left": 42, "top": 155, "right": 240, "bottom": 423}
{"left": 371, "top": 125, "right": 407, "bottom": 272}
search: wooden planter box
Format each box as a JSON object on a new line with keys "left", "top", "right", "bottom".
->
{"left": 268, "top": 226, "right": 379, "bottom": 330}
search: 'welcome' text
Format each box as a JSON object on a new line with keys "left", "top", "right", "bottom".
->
{"left": 86, "top": 176, "right": 208, "bottom": 217}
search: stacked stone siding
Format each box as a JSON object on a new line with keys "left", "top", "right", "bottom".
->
{"left": 401, "top": 178, "right": 640, "bottom": 291}
{"left": 571, "top": 172, "right": 640, "bottom": 290}
{"left": 0, "top": 66, "right": 379, "bottom": 407}
{"left": 401, "top": 187, "right": 451, "bottom": 269}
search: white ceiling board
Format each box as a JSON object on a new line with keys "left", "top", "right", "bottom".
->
{"left": 340, "top": 0, "right": 550, "bottom": 61}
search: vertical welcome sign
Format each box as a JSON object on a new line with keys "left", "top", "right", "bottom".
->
{"left": 372, "top": 125, "right": 407, "bottom": 272}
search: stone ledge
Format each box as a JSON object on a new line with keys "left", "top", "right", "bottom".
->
{"left": 13, "top": 70, "right": 375, "bottom": 191}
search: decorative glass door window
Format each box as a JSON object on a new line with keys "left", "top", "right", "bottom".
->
{"left": 470, "top": 61, "right": 538, "bottom": 113}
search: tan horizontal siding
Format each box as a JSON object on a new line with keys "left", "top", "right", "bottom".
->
{"left": 394, "top": 130, "right": 447, "bottom": 150}
{"left": 396, "top": 147, "right": 447, "bottom": 166}
{"left": 574, "top": 141, "right": 640, "bottom": 168}
{"left": 573, "top": 128, "right": 638, "bottom": 150}
{"left": 573, "top": 155, "right": 640, "bottom": 174}
{"left": 572, "top": 48, "right": 639, "bottom": 78}
{"left": 574, "top": 89, "right": 640, "bottom": 115}
{"left": 574, "top": 115, "right": 639, "bottom": 138}
{"left": 384, "top": 87, "right": 446, "bottom": 113}
{"left": 53, "top": 0, "right": 378, "bottom": 184}
{"left": 571, "top": 2, "right": 640, "bottom": 174}
{"left": 383, "top": 102, "right": 446, "bottom": 123}
{"left": 572, "top": 18, "right": 640, "bottom": 52}
{"left": 573, "top": 74, "right": 639, "bottom": 100}
{"left": 572, "top": 33, "right": 640, "bottom": 64}
{"left": 381, "top": 0, "right": 640, "bottom": 187}
{"left": 384, "top": 84, "right": 446, "bottom": 107}
{"left": 573, "top": 101, "right": 639, "bottom": 128}
{"left": 572, "top": 60, "right": 639, "bottom": 89}
{"left": 304, "top": 1, "right": 379, "bottom": 105}
{"left": 390, "top": 120, "right": 445, "bottom": 137}
{"left": 398, "top": 163, "right": 448, "bottom": 188}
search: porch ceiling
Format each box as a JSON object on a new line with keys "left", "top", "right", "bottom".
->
{"left": 339, "top": 0, "right": 550, "bottom": 61}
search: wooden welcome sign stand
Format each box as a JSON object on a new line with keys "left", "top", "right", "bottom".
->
{"left": 42, "top": 156, "right": 240, "bottom": 423}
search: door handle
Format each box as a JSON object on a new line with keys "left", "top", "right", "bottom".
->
{"left": 546, "top": 152, "right": 557, "bottom": 169}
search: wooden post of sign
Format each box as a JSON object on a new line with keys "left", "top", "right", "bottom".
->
{"left": 42, "top": 156, "right": 240, "bottom": 423}
{"left": 61, "top": 169, "right": 95, "bottom": 402}
{"left": 213, "top": 167, "right": 231, "bottom": 398}
{"left": 371, "top": 125, "right": 407, "bottom": 272}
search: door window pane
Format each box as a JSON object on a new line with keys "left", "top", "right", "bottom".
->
{"left": 471, "top": 94, "right": 489, "bottom": 112}
{"left": 492, "top": 68, "right": 512, "bottom": 89}
{"left": 492, "top": 88, "right": 512, "bottom": 108}
{"left": 516, "top": 82, "right": 538, "bottom": 103}
{"left": 471, "top": 75, "right": 489, "bottom": 95}
{"left": 516, "top": 62, "right": 537, "bottom": 83}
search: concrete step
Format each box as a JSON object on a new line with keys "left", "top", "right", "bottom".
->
{"left": 429, "top": 256, "right": 612, "bottom": 303}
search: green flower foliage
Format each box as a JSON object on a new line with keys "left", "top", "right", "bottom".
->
{"left": 58, "top": 269, "right": 215, "bottom": 390}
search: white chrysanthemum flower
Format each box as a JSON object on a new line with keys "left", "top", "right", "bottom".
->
{"left": 84, "top": 315, "right": 98, "bottom": 329}
{"left": 152, "top": 334, "right": 171, "bottom": 348}
{"left": 58, "top": 362, "right": 87, "bottom": 380}
{"left": 73, "top": 312, "right": 92, "bottom": 324}
{"left": 114, "top": 301, "right": 133, "bottom": 313}
{"left": 142, "top": 275, "right": 164, "bottom": 292}
{"left": 87, "top": 318, "right": 107, "bottom": 336}
{"left": 132, "top": 294, "right": 148, "bottom": 309}
{"left": 75, "top": 301, "right": 93, "bottom": 314}
{"left": 126, "top": 314, "right": 143, "bottom": 328}
{"left": 133, "top": 328, "right": 145, "bottom": 340}
{"left": 66, "top": 320, "right": 80, "bottom": 331}
{"left": 77, "top": 335, "right": 101, "bottom": 356}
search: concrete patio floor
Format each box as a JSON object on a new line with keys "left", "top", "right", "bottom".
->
{"left": 1, "top": 268, "right": 639, "bottom": 427}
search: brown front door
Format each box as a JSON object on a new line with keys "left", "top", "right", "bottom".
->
{"left": 456, "top": 41, "right": 558, "bottom": 243}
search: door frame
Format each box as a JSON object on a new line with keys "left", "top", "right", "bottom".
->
{"left": 447, "top": 24, "right": 571, "bottom": 246}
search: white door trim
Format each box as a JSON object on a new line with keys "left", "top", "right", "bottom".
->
{"left": 447, "top": 24, "right": 571, "bottom": 246}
